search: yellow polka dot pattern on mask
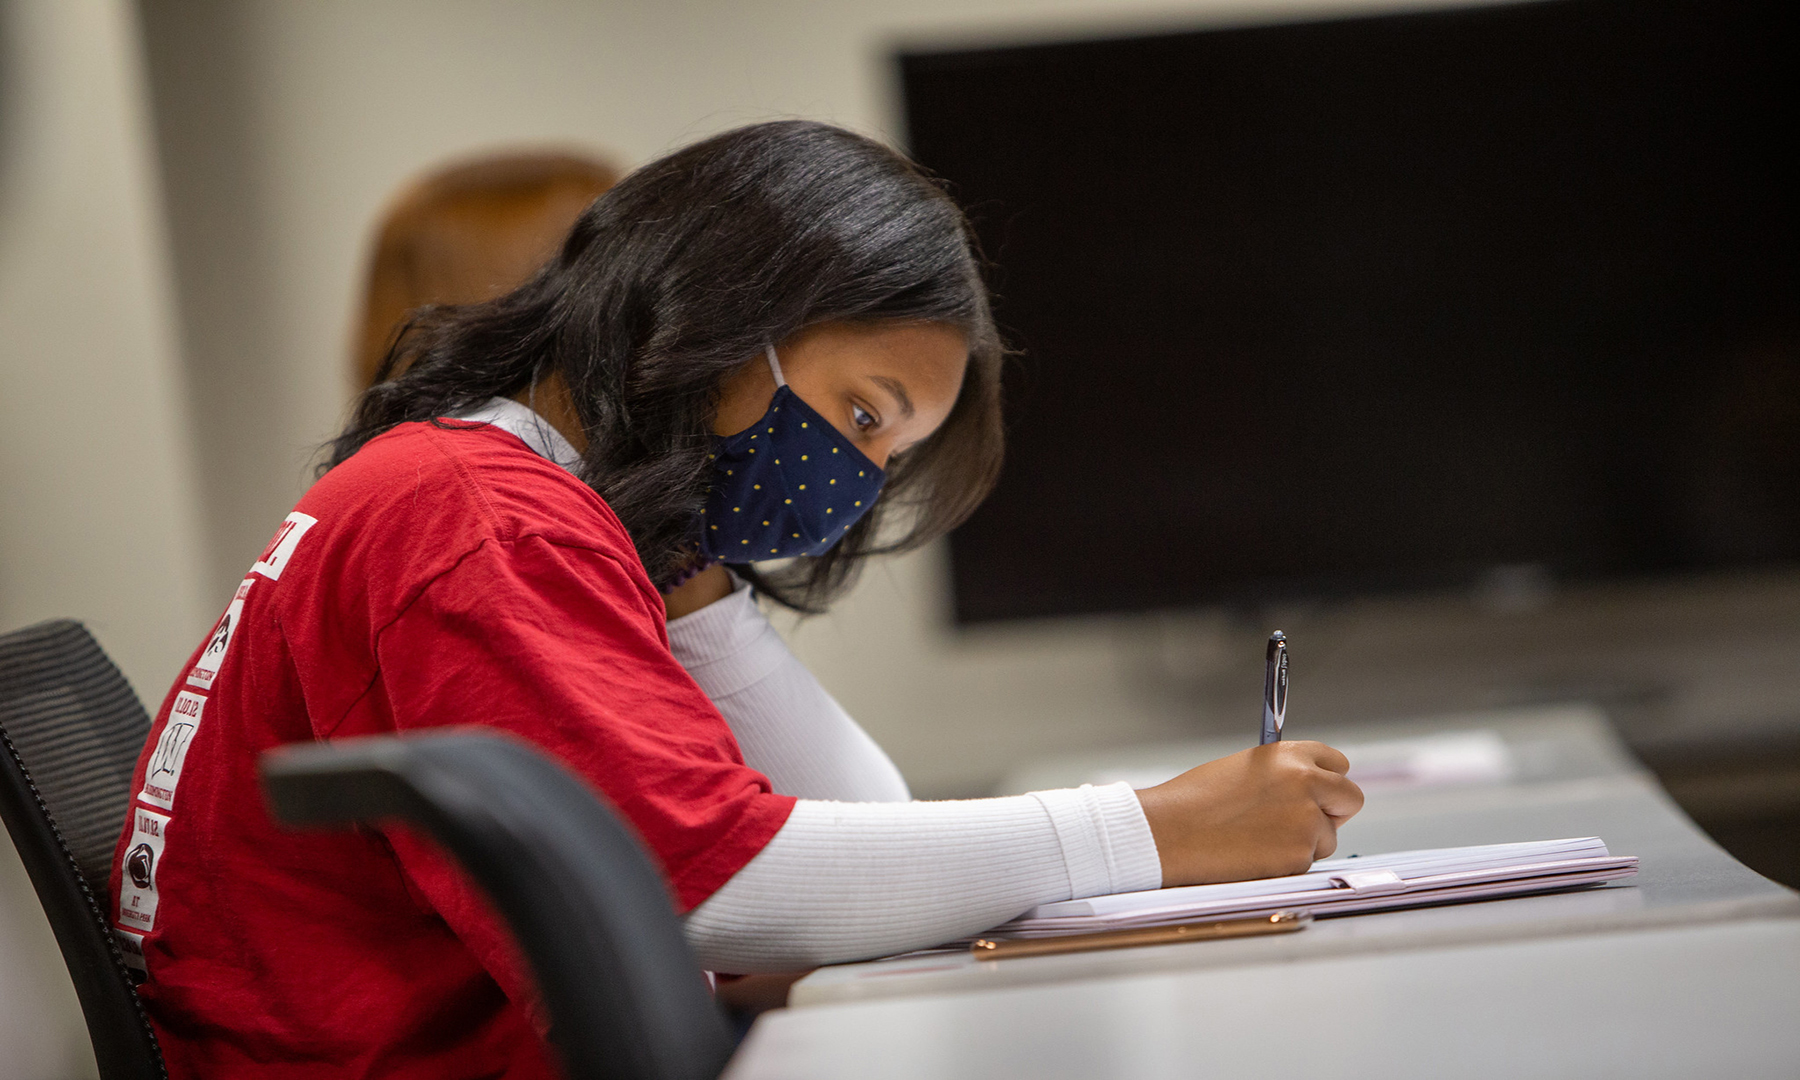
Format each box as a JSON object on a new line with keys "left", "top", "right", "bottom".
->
{"left": 699, "top": 381, "right": 887, "bottom": 562}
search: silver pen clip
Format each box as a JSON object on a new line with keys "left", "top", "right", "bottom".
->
{"left": 1261, "top": 630, "right": 1288, "bottom": 745}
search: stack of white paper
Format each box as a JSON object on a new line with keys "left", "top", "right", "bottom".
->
{"left": 988, "top": 837, "right": 1637, "bottom": 939}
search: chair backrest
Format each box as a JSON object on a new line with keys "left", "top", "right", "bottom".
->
{"left": 0, "top": 619, "right": 166, "bottom": 1079}
{"left": 261, "top": 732, "right": 736, "bottom": 1080}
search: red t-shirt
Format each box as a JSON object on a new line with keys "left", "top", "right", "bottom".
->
{"left": 108, "top": 420, "right": 796, "bottom": 1079}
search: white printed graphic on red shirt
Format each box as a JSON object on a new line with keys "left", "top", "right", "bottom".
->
{"left": 250, "top": 511, "right": 318, "bottom": 581}
{"left": 116, "top": 807, "right": 170, "bottom": 934}
{"left": 138, "top": 691, "right": 206, "bottom": 810}
{"left": 186, "top": 577, "right": 254, "bottom": 690}
{"left": 114, "top": 929, "right": 147, "bottom": 974}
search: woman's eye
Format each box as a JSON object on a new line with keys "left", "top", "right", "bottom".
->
{"left": 851, "top": 404, "right": 877, "bottom": 431}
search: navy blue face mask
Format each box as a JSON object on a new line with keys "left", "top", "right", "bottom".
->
{"left": 701, "top": 345, "right": 887, "bottom": 562}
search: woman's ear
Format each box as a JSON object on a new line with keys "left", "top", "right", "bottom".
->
{"left": 712, "top": 351, "right": 782, "bottom": 438}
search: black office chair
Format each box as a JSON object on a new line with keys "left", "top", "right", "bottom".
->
{"left": 0, "top": 619, "right": 166, "bottom": 1079}
{"left": 261, "top": 732, "right": 737, "bottom": 1080}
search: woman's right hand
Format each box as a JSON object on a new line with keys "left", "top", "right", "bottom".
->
{"left": 1134, "top": 741, "right": 1364, "bottom": 887}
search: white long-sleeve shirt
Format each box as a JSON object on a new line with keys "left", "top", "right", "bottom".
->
{"left": 456, "top": 398, "right": 1163, "bottom": 969}
{"left": 665, "top": 578, "right": 910, "bottom": 803}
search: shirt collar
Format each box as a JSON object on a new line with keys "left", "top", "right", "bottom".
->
{"left": 454, "top": 396, "right": 582, "bottom": 474}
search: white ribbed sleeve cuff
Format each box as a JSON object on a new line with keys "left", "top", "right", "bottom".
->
{"left": 1030, "top": 782, "right": 1165, "bottom": 900}
{"left": 683, "top": 783, "right": 1163, "bottom": 972}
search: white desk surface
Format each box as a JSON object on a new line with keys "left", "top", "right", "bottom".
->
{"left": 792, "top": 705, "right": 1799, "bottom": 1008}
{"left": 728, "top": 916, "right": 1800, "bottom": 1080}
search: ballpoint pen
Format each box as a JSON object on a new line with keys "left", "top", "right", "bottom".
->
{"left": 1260, "top": 630, "right": 1287, "bottom": 745}
{"left": 969, "top": 910, "right": 1311, "bottom": 960}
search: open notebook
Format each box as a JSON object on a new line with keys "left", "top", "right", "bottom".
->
{"left": 984, "top": 837, "right": 1637, "bottom": 939}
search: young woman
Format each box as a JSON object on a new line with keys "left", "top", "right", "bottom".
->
{"left": 111, "top": 121, "right": 1362, "bottom": 1078}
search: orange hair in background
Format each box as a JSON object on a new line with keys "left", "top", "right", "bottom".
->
{"left": 352, "top": 151, "right": 619, "bottom": 389}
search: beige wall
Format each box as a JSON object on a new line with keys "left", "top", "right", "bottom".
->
{"left": 0, "top": 0, "right": 208, "bottom": 709}
{"left": 0, "top": 0, "right": 204, "bottom": 1072}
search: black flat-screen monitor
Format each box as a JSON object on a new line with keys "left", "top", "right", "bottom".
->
{"left": 900, "top": 0, "right": 1798, "bottom": 624}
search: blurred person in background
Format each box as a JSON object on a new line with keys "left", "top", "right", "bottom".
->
{"left": 352, "top": 150, "right": 619, "bottom": 390}
{"left": 111, "top": 120, "right": 1362, "bottom": 1078}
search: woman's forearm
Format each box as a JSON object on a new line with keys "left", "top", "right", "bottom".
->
{"left": 683, "top": 783, "right": 1160, "bottom": 972}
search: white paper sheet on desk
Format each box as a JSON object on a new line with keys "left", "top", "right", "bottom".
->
{"left": 988, "top": 837, "right": 1638, "bottom": 939}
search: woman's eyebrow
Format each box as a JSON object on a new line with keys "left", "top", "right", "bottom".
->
{"left": 869, "top": 376, "right": 915, "bottom": 419}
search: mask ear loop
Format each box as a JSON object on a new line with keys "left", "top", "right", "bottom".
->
{"left": 765, "top": 343, "right": 788, "bottom": 388}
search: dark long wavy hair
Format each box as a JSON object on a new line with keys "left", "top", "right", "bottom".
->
{"left": 325, "top": 120, "right": 1005, "bottom": 611}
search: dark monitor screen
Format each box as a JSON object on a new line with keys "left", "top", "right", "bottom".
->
{"left": 900, "top": 0, "right": 1798, "bottom": 624}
